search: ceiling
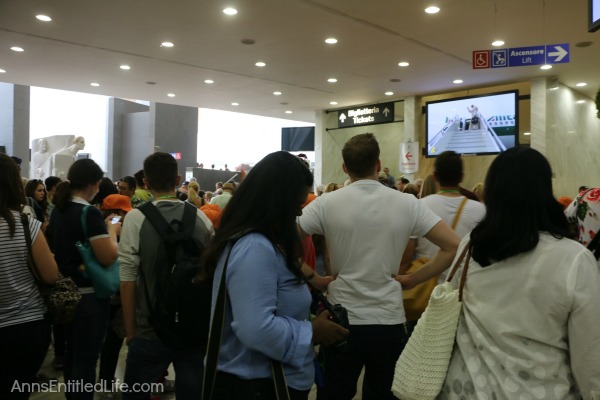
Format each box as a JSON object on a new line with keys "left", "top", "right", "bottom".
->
{"left": 0, "top": 0, "right": 597, "bottom": 123}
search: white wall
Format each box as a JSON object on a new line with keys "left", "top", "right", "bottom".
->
{"left": 30, "top": 87, "right": 109, "bottom": 172}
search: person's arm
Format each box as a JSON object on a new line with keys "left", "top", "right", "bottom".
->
{"left": 90, "top": 215, "right": 120, "bottom": 267}
{"left": 301, "top": 262, "right": 334, "bottom": 291}
{"left": 31, "top": 227, "right": 58, "bottom": 284}
{"left": 395, "top": 221, "right": 459, "bottom": 289}
{"left": 398, "top": 238, "right": 417, "bottom": 275}
{"left": 120, "top": 281, "right": 136, "bottom": 344}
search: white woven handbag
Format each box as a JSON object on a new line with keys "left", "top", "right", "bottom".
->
{"left": 392, "top": 244, "right": 471, "bottom": 400}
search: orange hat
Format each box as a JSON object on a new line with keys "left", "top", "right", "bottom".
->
{"left": 102, "top": 194, "right": 133, "bottom": 212}
{"left": 557, "top": 196, "right": 573, "bottom": 209}
{"left": 200, "top": 203, "right": 222, "bottom": 229}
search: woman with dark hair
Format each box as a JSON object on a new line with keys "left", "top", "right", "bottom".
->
{"left": 49, "top": 159, "right": 120, "bottom": 400}
{"left": 24, "top": 179, "right": 48, "bottom": 229}
{"left": 0, "top": 154, "right": 58, "bottom": 399}
{"left": 441, "top": 147, "right": 600, "bottom": 399}
{"left": 202, "top": 151, "right": 347, "bottom": 400}
{"left": 90, "top": 177, "right": 118, "bottom": 208}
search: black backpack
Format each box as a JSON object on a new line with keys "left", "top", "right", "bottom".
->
{"left": 138, "top": 202, "right": 211, "bottom": 351}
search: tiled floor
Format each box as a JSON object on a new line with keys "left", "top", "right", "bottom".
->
{"left": 30, "top": 344, "right": 363, "bottom": 399}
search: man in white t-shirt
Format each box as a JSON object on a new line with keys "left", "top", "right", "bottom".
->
{"left": 298, "top": 133, "right": 460, "bottom": 400}
{"left": 417, "top": 151, "right": 486, "bottom": 283}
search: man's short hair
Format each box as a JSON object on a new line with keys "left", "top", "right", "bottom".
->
{"left": 119, "top": 176, "right": 137, "bottom": 190}
{"left": 144, "top": 152, "right": 178, "bottom": 192}
{"left": 399, "top": 177, "right": 410, "bottom": 184}
{"left": 434, "top": 151, "right": 463, "bottom": 187}
{"left": 133, "top": 169, "right": 146, "bottom": 187}
{"left": 44, "top": 176, "right": 62, "bottom": 192}
{"left": 342, "top": 133, "right": 380, "bottom": 178}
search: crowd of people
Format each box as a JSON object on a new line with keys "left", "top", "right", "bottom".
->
{"left": 1, "top": 132, "right": 599, "bottom": 400}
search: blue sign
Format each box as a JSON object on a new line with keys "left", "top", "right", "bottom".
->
{"left": 487, "top": 43, "right": 569, "bottom": 68}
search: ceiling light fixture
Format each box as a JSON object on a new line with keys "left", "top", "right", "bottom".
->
{"left": 491, "top": 4, "right": 504, "bottom": 47}
{"left": 90, "top": 82, "right": 100, "bottom": 87}
{"left": 285, "top": 111, "right": 293, "bottom": 114}
{"left": 385, "top": 91, "right": 394, "bottom": 96}
{"left": 540, "top": 64, "right": 552, "bottom": 70}
{"left": 325, "top": 38, "right": 338, "bottom": 44}
{"left": 120, "top": 65, "right": 131, "bottom": 70}
{"left": 330, "top": 101, "right": 338, "bottom": 105}
{"left": 425, "top": 6, "right": 440, "bottom": 14}
{"left": 576, "top": 82, "right": 587, "bottom": 87}
{"left": 398, "top": 61, "right": 409, "bottom": 67}
{"left": 549, "top": 86, "right": 559, "bottom": 90}
{"left": 273, "top": 91, "right": 282, "bottom": 95}
{"left": 161, "top": 42, "right": 174, "bottom": 48}
{"left": 255, "top": 61, "right": 266, "bottom": 67}
{"left": 453, "top": 79, "right": 464, "bottom": 84}
{"left": 36, "top": 15, "right": 52, "bottom": 22}
{"left": 231, "top": 102, "right": 239, "bottom": 106}
{"left": 204, "top": 79, "right": 214, "bottom": 84}
{"left": 167, "top": 93, "right": 175, "bottom": 97}
{"left": 10, "top": 46, "right": 24, "bottom": 52}
{"left": 223, "top": 8, "right": 238, "bottom": 15}
{"left": 327, "top": 78, "right": 337, "bottom": 83}
{"left": 524, "top": 132, "right": 531, "bottom": 136}
{"left": 0, "top": 69, "right": 6, "bottom": 73}
{"left": 576, "top": 100, "right": 586, "bottom": 104}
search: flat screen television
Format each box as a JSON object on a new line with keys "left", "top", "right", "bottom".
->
{"left": 425, "top": 90, "right": 519, "bottom": 157}
{"left": 590, "top": 0, "right": 600, "bottom": 32}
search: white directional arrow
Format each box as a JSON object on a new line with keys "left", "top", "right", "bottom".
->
{"left": 383, "top": 107, "right": 390, "bottom": 117}
{"left": 339, "top": 113, "right": 347, "bottom": 123}
{"left": 548, "top": 46, "right": 568, "bottom": 62}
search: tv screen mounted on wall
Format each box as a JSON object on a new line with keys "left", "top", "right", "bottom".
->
{"left": 590, "top": 0, "right": 600, "bottom": 32}
{"left": 425, "top": 90, "right": 519, "bottom": 157}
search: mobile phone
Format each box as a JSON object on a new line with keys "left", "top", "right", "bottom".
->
{"left": 111, "top": 216, "right": 122, "bottom": 224}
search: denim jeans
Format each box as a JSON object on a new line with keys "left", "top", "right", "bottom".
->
{"left": 64, "top": 293, "right": 111, "bottom": 400}
{"left": 122, "top": 338, "right": 204, "bottom": 400}
{"left": 316, "top": 324, "right": 408, "bottom": 400}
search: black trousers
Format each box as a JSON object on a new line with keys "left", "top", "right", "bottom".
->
{"left": 316, "top": 324, "right": 408, "bottom": 400}
{"left": 212, "top": 371, "right": 310, "bottom": 400}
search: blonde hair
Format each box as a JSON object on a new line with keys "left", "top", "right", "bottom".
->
{"left": 419, "top": 175, "right": 438, "bottom": 198}
{"left": 472, "top": 182, "right": 484, "bottom": 202}
{"left": 324, "top": 182, "right": 339, "bottom": 193}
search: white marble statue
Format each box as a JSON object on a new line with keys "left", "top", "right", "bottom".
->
{"left": 52, "top": 136, "right": 86, "bottom": 178}
{"left": 31, "top": 138, "right": 52, "bottom": 179}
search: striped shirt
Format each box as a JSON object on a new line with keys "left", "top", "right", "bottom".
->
{"left": 0, "top": 211, "right": 44, "bottom": 328}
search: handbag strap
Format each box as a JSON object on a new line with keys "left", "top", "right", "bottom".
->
{"left": 450, "top": 197, "right": 469, "bottom": 230}
{"left": 80, "top": 205, "right": 91, "bottom": 242}
{"left": 444, "top": 243, "right": 472, "bottom": 302}
{"left": 202, "top": 235, "right": 290, "bottom": 400}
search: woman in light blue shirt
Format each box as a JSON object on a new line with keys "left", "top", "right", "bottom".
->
{"left": 201, "top": 151, "right": 347, "bottom": 400}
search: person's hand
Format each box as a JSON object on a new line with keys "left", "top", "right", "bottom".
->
{"left": 105, "top": 214, "right": 122, "bottom": 236}
{"left": 309, "top": 274, "right": 336, "bottom": 291}
{"left": 125, "top": 332, "right": 135, "bottom": 345}
{"left": 392, "top": 273, "right": 415, "bottom": 290}
{"left": 311, "top": 310, "right": 349, "bottom": 345}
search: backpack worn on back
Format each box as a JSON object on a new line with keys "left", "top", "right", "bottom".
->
{"left": 138, "top": 202, "right": 211, "bottom": 351}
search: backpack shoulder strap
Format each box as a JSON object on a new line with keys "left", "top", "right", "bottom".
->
{"left": 138, "top": 202, "right": 173, "bottom": 238}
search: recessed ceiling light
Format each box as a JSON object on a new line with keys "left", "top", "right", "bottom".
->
{"left": 255, "top": 61, "right": 266, "bottom": 67}
{"left": 204, "top": 79, "right": 214, "bottom": 84}
{"left": 167, "top": 93, "right": 175, "bottom": 98}
{"left": 285, "top": 111, "right": 293, "bottom": 114}
{"left": 36, "top": 15, "right": 52, "bottom": 22}
{"left": 425, "top": 6, "right": 440, "bottom": 14}
{"left": 161, "top": 42, "right": 174, "bottom": 48}
{"left": 492, "top": 40, "right": 505, "bottom": 47}
{"left": 523, "top": 132, "right": 531, "bottom": 136}
{"left": 120, "top": 65, "right": 131, "bottom": 70}
{"left": 273, "top": 91, "right": 282, "bottom": 95}
{"left": 0, "top": 69, "right": 5, "bottom": 73}
{"left": 330, "top": 101, "right": 338, "bottom": 105}
{"left": 453, "top": 79, "right": 464, "bottom": 84}
{"left": 223, "top": 8, "right": 238, "bottom": 15}
{"left": 576, "top": 100, "right": 586, "bottom": 104}
{"left": 325, "top": 38, "right": 338, "bottom": 44}
{"left": 385, "top": 91, "right": 394, "bottom": 96}
{"left": 90, "top": 82, "right": 100, "bottom": 87}
{"left": 10, "top": 46, "right": 24, "bottom": 52}
{"left": 327, "top": 78, "right": 337, "bottom": 83}
{"left": 549, "top": 86, "right": 559, "bottom": 91}
{"left": 398, "top": 61, "right": 410, "bottom": 67}
{"left": 576, "top": 82, "right": 587, "bottom": 87}
{"left": 540, "top": 64, "right": 552, "bottom": 70}
{"left": 231, "top": 102, "right": 239, "bottom": 106}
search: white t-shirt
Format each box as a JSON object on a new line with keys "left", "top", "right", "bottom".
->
{"left": 442, "top": 234, "right": 600, "bottom": 399}
{"left": 298, "top": 179, "right": 440, "bottom": 325}
{"left": 416, "top": 194, "right": 485, "bottom": 282}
